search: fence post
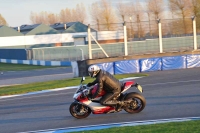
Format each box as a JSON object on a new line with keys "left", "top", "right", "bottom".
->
{"left": 88, "top": 24, "right": 92, "bottom": 59}
{"left": 192, "top": 16, "right": 197, "bottom": 50}
{"left": 123, "top": 22, "right": 128, "bottom": 56}
{"left": 158, "top": 19, "right": 163, "bottom": 53}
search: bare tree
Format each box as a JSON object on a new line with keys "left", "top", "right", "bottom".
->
{"left": 30, "top": 11, "right": 49, "bottom": 24}
{"left": 125, "top": 2, "right": 136, "bottom": 38}
{"left": 189, "top": 0, "right": 200, "bottom": 16}
{"left": 0, "top": 14, "right": 7, "bottom": 26}
{"left": 71, "top": 9, "right": 78, "bottom": 22}
{"left": 89, "top": 2, "right": 102, "bottom": 30}
{"left": 90, "top": 0, "right": 116, "bottom": 30}
{"left": 30, "top": 3, "right": 87, "bottom": 25}
{"left": 146, "top": 0, "right": 165, "bottom": 35}
{"left": 131, "top": 1, "right": 146, "bottom": 38}
{"left": 74, "top": 3, "right": 87, "bottom": 23}
{"left": 188, "top": 0, "right": 200, "bottom": 29}
{"left": 100, "top": 0, "right": 117, "bottom": 30}
{"left": 59, "top": 9, "right": 68, "bottom": 23}
{"left": 147, "top": 0, "right": 165, "bottom": 20}
{"left": 59, "top": 3, "right": 87, "bottom": 24}
{"left": 116, "top": 1, "right": 129, "bottom": 22}
{"left": 169, "top": 0, "right": 192, "bottom": 34}
{"left": 47, "top": 13, "right": 58, "bottom": 25}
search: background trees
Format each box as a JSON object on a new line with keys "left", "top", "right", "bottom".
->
{"left": 28, "top": 0, "right": 200, "bottom": 34}
{"left": 189, "top": 0, "right": 200, "bottom": 29}
{"left": 169, "top": 0, "right": 192, "bottom": 34}
{"left": 30, "top": 3, "right": 87, "bottom": 25}
{"left": 89, "top": 0, "right": 116, "bottom": 30}
{"left": 0, "top": 14, "right": 8, "bottom": 26}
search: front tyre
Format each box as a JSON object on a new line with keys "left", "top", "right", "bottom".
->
{"left": 69, "top": 102, "right": 91, "bottom": 119}
{"left": 124, "top": 92, "right": 146, "bottom": 114}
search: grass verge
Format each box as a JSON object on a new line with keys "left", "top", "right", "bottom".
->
{"left": 0, "top": 73, "right": 148, "bottom": 96}
{"left": 73, "top": 120, "right": 200, "bottom": 133}
{"left": 0, "top": 62, "right": 67, "bottom": 71}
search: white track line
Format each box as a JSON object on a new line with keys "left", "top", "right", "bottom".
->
{"left": 20, "top": 116, "right": 200, "bottom": 133}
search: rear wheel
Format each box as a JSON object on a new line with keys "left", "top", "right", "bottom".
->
{"left": 124, "top": 92, "right": 146, "bottom": 114}
{"left": 69, "top": 102, "right": 91, "bottom": 119}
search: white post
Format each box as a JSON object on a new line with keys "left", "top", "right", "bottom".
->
{"left": 123, "top": 22, "right": 128, "bottom": 56}
{"left": 64, "top": 24, "right": 67, "bottom": 29}
{"left": 158, "top": 19, "right": 163, "bottom": 53}
{"left": 80, "top": 48, "right": 84, "bottom": 60}
{"left": 18, "top": 26, "right": 20, "bottom": 32}
{"left": 192, "top": 16, "right": 197, "bottom": 50}
{"left": 71, "top": 61, "right": 79, "bottom": 77}
{"left": 88, "top": 24, "right": 92, "bottom": 59}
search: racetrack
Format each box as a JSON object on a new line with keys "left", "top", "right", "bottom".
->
{"left": 0, "top": 67, "right": 200, "bottom": 133}
{"left": 0, "top": 67, "right": 73, "bottom": 87}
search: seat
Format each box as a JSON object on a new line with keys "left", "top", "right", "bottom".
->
{"left": 121, "top": 82, "right": 126, "bottom": 92}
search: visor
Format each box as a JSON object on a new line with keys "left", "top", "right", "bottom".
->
{"left": 88, "top": 71, "right": 93, "bottom": 77}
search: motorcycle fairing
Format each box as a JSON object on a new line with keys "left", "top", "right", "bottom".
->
{"left": 121, "top": 81, "right": 134, "bottom": 93}
{"left": 80, "top": 98, "right": 115, "bottom": 114}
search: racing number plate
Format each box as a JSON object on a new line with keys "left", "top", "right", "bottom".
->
{"left": 137, "top": 84, "right": 143, "bottom": 93}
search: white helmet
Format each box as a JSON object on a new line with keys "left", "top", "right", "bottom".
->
{"left": 88, "top": 65, "right": 100, "bottom": 78}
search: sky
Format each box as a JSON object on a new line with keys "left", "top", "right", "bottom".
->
{"left": 0, "top": 0, "right": 94, "bottom": 27}
{"left": 0, "top": 0, "right": 134, "bottom": 27}
{"left": 0, "top": 0, "right": 169, "bottom": 27}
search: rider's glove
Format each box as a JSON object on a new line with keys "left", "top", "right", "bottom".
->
{"left": 87, "top": 83, "right": 93, "bottom": 87}
{"left": 87, "top": 94, "right": 92, "bottom": 100}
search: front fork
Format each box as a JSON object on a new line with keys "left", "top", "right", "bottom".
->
{"left": 74, "top": 100, "right": 87, "bottom": 113}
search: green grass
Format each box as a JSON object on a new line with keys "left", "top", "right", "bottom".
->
{"left": 0, "top": 73, "right": 148, "bottom": 96}
{"left": 73, "top": 120, "right": 200, "bottom": 133}
{"left": 0, "top": 62, "right": 67, "bottom": 71}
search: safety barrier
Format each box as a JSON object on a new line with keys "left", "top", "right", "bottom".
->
{"left": 1, "top": 54, "right": 200, "bottom": 77}
{"left": 95, "top": 54, "right": 200, "bottom": 74}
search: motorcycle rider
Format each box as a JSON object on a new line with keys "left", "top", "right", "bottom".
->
{"left": 87, "top": 64, "right": 125, "bottom": 111}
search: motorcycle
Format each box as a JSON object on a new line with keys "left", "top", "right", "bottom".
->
{"left": 69, "top": 77, "right": 146, "bottom": 119}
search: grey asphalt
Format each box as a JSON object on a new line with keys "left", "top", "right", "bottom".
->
{"left": 0, "top": 67, "right": 74, "bottom": 87}
{"left": 0, "top": 67, "right": 200, "bottom": 133}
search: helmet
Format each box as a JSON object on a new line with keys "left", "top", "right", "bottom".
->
{"left": 88, "top": 65, "right": 100, "bottom": 78}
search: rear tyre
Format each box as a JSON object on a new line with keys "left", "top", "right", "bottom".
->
{"left": 69, "top": 102, "right": 91, "bottom": 119}
{"left": 124, "top": 92, "right": 146, "bottom": 114}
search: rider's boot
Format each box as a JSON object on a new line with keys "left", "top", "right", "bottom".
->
{"left": 115, "top": 101, "right": 124, "bottom": 112}
{"left": 115, "top": 99, "right": 132, "bottom": 112}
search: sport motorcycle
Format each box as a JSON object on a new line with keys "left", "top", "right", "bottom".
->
{"left": 69, "top": 77, "right": 146, "bottom": 119}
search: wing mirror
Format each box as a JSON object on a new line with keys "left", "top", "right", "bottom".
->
{"left": 81, "top": 76, "right": 85, "bottom": 83}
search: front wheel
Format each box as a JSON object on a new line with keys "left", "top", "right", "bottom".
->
{"left": 69, "top": 102, "right": 91, "bottom": 119}
{"left": 124, "top": 92, "right": 146, "bottom": 114}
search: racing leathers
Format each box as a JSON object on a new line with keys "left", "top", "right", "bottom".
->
{"left": 87, "top": 69, "right": 122, "bottom": 106}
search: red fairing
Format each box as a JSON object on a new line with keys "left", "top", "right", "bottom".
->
{"left": 77, "top": 93, "right": 88, "bottom": 102}
{"left": 122, "top": 81, "right": 134, "bottom": 92}
{"left": 125, "top": 81, "right": 134, "bottom": 86}
{"left": 91, "top": 84, "right": 105, "bottom": 98}
{"left": 93, "top": 106, "right": 115, "bottom": 114}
